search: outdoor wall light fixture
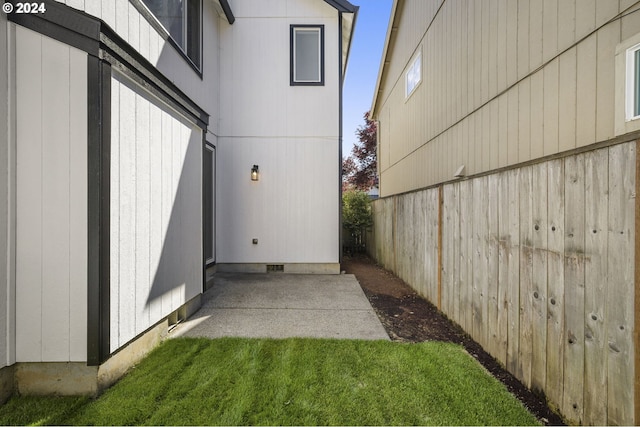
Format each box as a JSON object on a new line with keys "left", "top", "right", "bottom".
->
{"left": 251, "top": 165, "right": 259, "bottom": 181}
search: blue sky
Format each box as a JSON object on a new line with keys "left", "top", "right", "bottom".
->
{"left": 343, "top": 0, "right": 393, "bottom": 158}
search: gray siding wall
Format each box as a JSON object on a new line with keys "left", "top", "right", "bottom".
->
{"left": 375, "top": 0, "right": 640, "bottom": 196}
{"left": 55, "top": 0, "right": 222, "bottom": 140}
{"left": 14, "top": 26, "right": 88, "bottom": 363}
{"left": 370, "top": 140, "right": 637, "bottom": 425}
{"left": 109, "top": 72, "right": 202, "bottom": 352}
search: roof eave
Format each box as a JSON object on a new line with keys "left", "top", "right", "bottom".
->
{"left": 341, "top": 5, "right": 359, "bottom": 79}
{"left": 216, "top": 0, "right": 235, "bottom": 24}
{"left": 324, "top": 0, "right": 358, "bottom": 13}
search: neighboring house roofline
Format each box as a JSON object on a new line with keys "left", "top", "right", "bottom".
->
{"left": 370, "top": 0, "right": 401, "bottom": 118}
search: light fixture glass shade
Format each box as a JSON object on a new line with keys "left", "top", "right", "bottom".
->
{"left": 251, "top": 165, "right": 259, "bottom": 181}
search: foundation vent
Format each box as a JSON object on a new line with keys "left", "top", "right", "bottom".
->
{"left": 266, "top": 264, "right": 284, "bottom": 272}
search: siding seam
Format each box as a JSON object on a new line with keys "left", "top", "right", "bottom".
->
{"left": 376, "top": 129, "right": 640, "bottom": 200}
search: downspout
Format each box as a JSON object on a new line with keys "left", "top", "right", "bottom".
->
{"left": 338, "top": 11, "right": 344, "bottom": 264}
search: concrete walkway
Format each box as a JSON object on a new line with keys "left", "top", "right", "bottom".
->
{"left": 170, "top": 273, "right": 390, "bottom": 340}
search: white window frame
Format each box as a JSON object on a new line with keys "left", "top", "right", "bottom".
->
{"left": 626, "top": 42, "right": 640, "bottom": 121}
{"left": 405, "top": 50, "right": 422, "bottom": 99}
{"left": 291, "top": 25, "right": 324, "bottom": 86}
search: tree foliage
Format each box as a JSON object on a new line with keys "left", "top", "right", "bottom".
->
{"left": 342, "top": 190, "right": 373, "bottom": 233}
{"left": 343, "top": 111, "right": 377, "bottom": 191}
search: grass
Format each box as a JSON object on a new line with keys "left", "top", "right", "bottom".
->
{"left": 0, "top": 338, "right": 540, "bottom": 426}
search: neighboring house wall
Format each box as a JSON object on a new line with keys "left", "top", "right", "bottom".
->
{"left": 14, "top": 26, "right": 88, "bottom": 363}
{"left": 370, "top": 0, "right": 640, "bottom": 425}
{"left": 109, "top": 71, "right": 202, "bottom": 352}
{"left": 373, "top": 0, "right": 640, "bottom": 196}
{"left": 217, "top": 0, "right": 341, "bottom": 270}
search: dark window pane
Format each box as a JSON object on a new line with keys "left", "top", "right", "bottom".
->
{"left": 187, "top": 0, "right": 201, "bottom": 67}
{"left": 142, "top": 0, "right": 183, "bottom": 47}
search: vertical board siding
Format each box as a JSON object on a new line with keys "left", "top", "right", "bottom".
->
{"left": 369, "top": 141, "right": 636, "bottom": 425}
{"left": 377, "top": 0, "right": 633, "bottom": 197}
{"left": 15, "top": 28, "right": 88, "bottom": 362}
{"left": 110, "top": 72, "right": 202, "bottom": 352}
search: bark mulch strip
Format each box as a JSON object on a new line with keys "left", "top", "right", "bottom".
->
{"left": 342, "top": 253, "right": 565, "bottom": 426}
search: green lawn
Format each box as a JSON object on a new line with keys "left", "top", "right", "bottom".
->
{"left": 0, "top": 338, "right": 540, "bottom": 426}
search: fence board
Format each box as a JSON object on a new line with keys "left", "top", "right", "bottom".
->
{"left": 562, "top": 154, "right": 585, "bottom": 424}
{"left": 518, "top": 166, "right": 534, "bottom": 387}
{"left": 459, "top": 180, "right": 474, "bottom": 333}
{"left": 427, "top": 189, "right": 440, "bottom": 302}
{"left": 583, "top": 149, "right": 608, "bottom": 426}
{"left": 606, "top": 143, "right": 635, "bottom": 426}
{"left": 452, "top": 183, "right": 461, "bottom": 324}
{"left": 506, "top": 168, "right": 521, "bottom": 374}
{"left": 546, "top": 159, "right": 565, "bottom": 407}
{"left": 496, "top": 172, "right": 510, "bottom": 366}
{"left": 487, "top": 174, "right": 500, "bottom": 359}
{"left": 531, "top": 163, "right": 548, "bottom": 393}
{"left": 472, "top": 177, "right": 488, "bottom": 346}
{"left": 442, "top": 186, "right": 454, "bottom": 314}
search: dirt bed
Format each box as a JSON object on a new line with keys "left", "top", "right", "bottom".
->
{"left": 342, "top": 253, "right": 565, "bottom": 426}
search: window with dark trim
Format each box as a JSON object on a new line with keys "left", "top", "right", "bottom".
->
{"left": 141, "top": 0, "right": 202, "bottom": 69}
{"left": 204, "top": 144, "right": 215, "bottom": 264}
{"left": 290, "top": 25, "right": 324, "bottom": 86}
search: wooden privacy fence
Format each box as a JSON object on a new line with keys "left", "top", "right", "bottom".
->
{"left": 369, "top": 141, "right": 638, "bottom": 426}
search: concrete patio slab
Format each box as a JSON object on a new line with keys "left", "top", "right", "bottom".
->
{"left": 170, "top": 273, "right": 390, "bottom": 340}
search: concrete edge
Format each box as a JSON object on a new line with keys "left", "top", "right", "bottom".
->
{"left": 217, "top": 263, "right": 341, "bottom": 274}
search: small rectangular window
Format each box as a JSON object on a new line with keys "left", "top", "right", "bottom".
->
{"left": 142, "top": 0, "right": 202, "bottom": 69}
{"left": 291, "top": 25, "right": 324, "bottom": 86}
{"left": 626, "top": 43, "right": 640, "bottom": 121}
{"left": 405, "top": 51, "right": 421, "bottom": 98}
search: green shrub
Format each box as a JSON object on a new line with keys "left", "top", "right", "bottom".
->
{"left": 342, "top": 190, "right": 373, "bottom": 253}
{"left": 342, "top": 190, "right": 373, "bottom": 233}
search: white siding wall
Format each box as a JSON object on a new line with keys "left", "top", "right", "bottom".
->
{"left": 0, "top": 14, "right": 12, "bottom": 369}
{"left": 110, "top": 72, "right": 202, "bottom": 352}
{"left": 14, "top": 27, "right": 88, "bottom": 363}
{"left": 54, "top": 0, "right": 222, "bottom": 138}
{"left": 217, "top": 138, "right": 339, "bottom": 263}
{"left": 217, "top": 0, "right": 340, "bottom": 265}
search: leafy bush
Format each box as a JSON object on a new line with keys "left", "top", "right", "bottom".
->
{"left": 342, "top": 190, "right": 373, "bottom": 233}
{"left": 342, "top": 190, "right": 373, "bottom": 253}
